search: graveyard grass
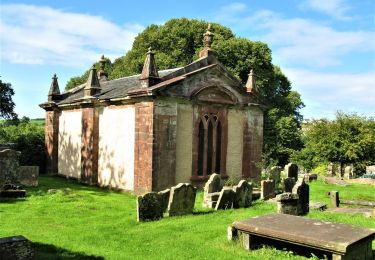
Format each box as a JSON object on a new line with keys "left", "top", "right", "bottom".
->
{"left": 0, "top": 177, "right": 374, "bottom": 259}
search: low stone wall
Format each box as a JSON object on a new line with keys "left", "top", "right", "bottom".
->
{"left": 0, "top": 235, "right": 34, "bottom": 260}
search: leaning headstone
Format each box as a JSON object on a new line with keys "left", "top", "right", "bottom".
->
{"left": 203, "top": 173, "right": 222, "bottom": 208}
{"left": 0, "top": 149, "right": 21, "bottom": 188}
{"left": 157, "top": 188, "right": 170, "bottom": 213}
{"left": 276, "top": 193, "right": 299, "bottom": 215}
{"left": 328, "top": 191, "right": 340, "bottom": 208}
{"left": 282, "top": 177, "right": 296, "bottom": 193}
{"left": 284, "top": 163, "right": 298, "bottom": 180}
{"left": 261, "top": 180, "right": 275, "bottom": 200}
{"left": 292, "top": 179, "right": 309, "bottom": 215}
{"left": 233, "top": 180, "right": 253, "bottom": 208}
{"left": 0, "top": 235, "right": 34, "bottom": 260}
{"left": 137, "top": 192, "right": 163, "bottom": 222}
{"left": 168, "top": 183, "right": 197, "bottom": 216}
{"left": 269, "top": 166, "right": 282, "bottom": 189}
{"left": 17, "top": 166, "right": 39, "bottom": 187}
{"left": 215, "top": 187, "right": 235, "bottom": 210}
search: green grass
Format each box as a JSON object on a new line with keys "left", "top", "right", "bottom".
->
{"left": 0, "top": 177, "right": 374, "bottom": 259}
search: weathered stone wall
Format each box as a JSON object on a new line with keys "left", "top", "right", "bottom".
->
{"left": 152, "top": 100, "right": 178, "bottom": 191}
{"left": 58, "top": 110, "right": 82, "bottom": 179}
{"left": 242, "top": 107, "right": 263, "bottom": 182}
{"left": 98, "top": 106, "right": 135, "bottom": 190}
{"left": 226, "top": 108, "right": 244, "bottom": 180}
{"left": 45, "top": 110, "right": 60, "bottom": 174}
{"left": 175, "top": 103, "right": 193, "bottom": 184}
{"left": 134, "top": 102, "right": 154, "bottom": 194}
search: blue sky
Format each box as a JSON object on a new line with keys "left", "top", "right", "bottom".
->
{"left": 1, "top": 0, "right": 374, "bottom": 119}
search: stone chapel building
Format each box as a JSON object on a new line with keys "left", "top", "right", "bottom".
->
{"left": 40, "top": 25, "right": 264, "bottom": 194}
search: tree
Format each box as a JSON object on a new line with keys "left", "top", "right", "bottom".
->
{"left": 65, "top": 18, "right": 304, "bottom": 167}
{"left": 292, "top": 112, "right": 375, "bottom": 174}
{"left": 0, "top": 79, "right": 18, "bottom": 120}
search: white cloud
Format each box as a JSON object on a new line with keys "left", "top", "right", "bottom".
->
{"left": 300, "top": 0, "right": 351, "bottom": 20}
{"left": 215, "top": 5, "right": 373, "bottom": 68}
{"left": 284, "top": 68, "right": 375, "bottom": 119}
{"left": 0, "top": 4, "right": 144, "bottom": 67}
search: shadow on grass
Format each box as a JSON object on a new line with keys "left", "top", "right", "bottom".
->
{"left": 192, "top": 210, "right": 214, "bottom": 215}
{"left": 0, "top": 198, "right": 27, "bottom": 204}
{"left": 33, "top": 242, "right": 104, "bottom": 260}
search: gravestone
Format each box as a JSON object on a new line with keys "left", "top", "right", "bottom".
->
{"left": 327, "top": 162, "right": 334, "bottom": 176}
{"left": 260, "top": 180, "right": 275, "bottom": 200}
{"left": 304, "top": 173, "right": 317, "bottom": 183}
{"left": 158, "top": 188, "right": 170, "bottom": 213}
{"left": 203, "top": 173, "right": 222, "bottom": 208}
{"left": 328, "top": 191, "right": 340, "bottom": 208}
{"left": 168, "top": 183, "right": 197, "bottom": 216}
{"left": 284, "top": 163, "right": 298, "bottom": 180}
{"left": 137, "top": 192, "right": 163, "bottom": 222}
{"left": 233, "top": 180, "right": 253, "bottom": 208}
{"left": 0, "top": 236, "right": 34, "bottom": 260}
{"left": 276, "top": 192, "right": 299, "bottom": 215}
{"left": 292, "top": 179, "right": 309, "bottom": 215}
{"left": 269, "top": 166, "right": 282, "bottom": 189}
{"left": 215, "top": 187, "right": 235, "bottom": 210}
{"left": 17, "top": 166, "right": 39, "bottom": 187}
{"left": 344, "top": 165, "right": 354, "bottom": 180}
{"left": 0, "top": 149, "right": 21, "bottom": 188}
{"left": 282, "top": 177, "right": 296, "bottom": 193}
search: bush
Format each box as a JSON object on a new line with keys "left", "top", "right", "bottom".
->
{"left": 0, "top": 120, "right": 45, "bottom": 173}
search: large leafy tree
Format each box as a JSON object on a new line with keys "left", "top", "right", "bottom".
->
{"left": 293, "top": 112, "right": 375, "bottom": 174}
{"left": 0, "top": 79, "right": 18, "bottom": 120}
{"left": 65, "top": 18, "right": 304, "bottom": 166}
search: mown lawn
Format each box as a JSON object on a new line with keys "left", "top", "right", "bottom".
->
{"left": 0, "top": 176, "right": 374, "bottom": 259}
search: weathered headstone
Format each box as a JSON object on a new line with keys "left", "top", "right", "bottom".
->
{"left": 327, "top": 162, "right": 334, "bottom": 176}
{"left": 328, "top": 191, "right": 340, "bottom": 208}
{"left": 282, "top": 177, "right": 296, "bottom": 193}
{"left": 203, "top": 173, "right": 222, "bottom": 208}
{"left": 157, "top": 188, "right": 170, "bottom": 213}
{"left": 292, "top": 179, "right": 309, "bottom": 215}
{"left": 137, "top": 192, "right": 163, "bottom": 222}
{"left": 0, "top": 236, "right": 34, "bottom": 260}
{"left": 0, "top": 149, "right": 21, "bottom": 188}
{"left": 215, "top": 187, "right": 235, "bottom": 210}
{"left": 17, "top": 166, "right": 39, "bottom": 187}
{"left": 304, "top": 173, "right": 317, "bottom": 182}
{"left": 269, "top": 166, "right": 282, "bottom": 189}
{"left": 168, "top": 183, "right": 197, "bottom": 216}
{"left": 284, "top": 163, "right": 298, "bottom": 180}
{"left": 276, "top": 192, "right": 299, "bottom": 215}
{"left": 260, "top": 180, "right": 275, "bottom": 200}
{"left": 233, "top": 180, "right": 253, "bottom": 208}
{"left": 344, "top": 165, "right": 354, "bottom": 180}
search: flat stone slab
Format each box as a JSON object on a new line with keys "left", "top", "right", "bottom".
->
{"left": 232, "top": 213, "right": 375, "bottom": 257}
{"left": 326, "top": 207, "right": 373, "bottom": 218}
{"left": 309, "top": 201, "right": 327, "bottom": 211}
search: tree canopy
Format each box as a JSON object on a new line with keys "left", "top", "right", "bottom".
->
{"left": 292, "top": 112, "right": 375, "bottom": 174}
{"left": 0, "top": 79, "right": 18, "bottom": 120}
{"left": 65, "top": 18, "right": 304, "bottom": 167}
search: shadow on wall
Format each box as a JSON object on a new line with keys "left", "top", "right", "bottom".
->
{"left": 58, "top": 123, "right": 81, "bottom": 179}
{"left": 33, "top": 242, "right": 104, "bottom": 259}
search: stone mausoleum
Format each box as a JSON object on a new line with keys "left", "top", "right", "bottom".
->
{"left": 40, "top": 25, "right": 264, "bottom": 194}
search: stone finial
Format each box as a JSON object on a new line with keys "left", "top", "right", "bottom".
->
{"left": 245, "top": 68, "right": 256, "bottom": 93}
{"left": 98, "top": 55, "right": 108, "bottom": 81}
{"left": 84, "top": 65, "right": 101, "bottom": 97}
{"left": 48, "top": 74, "right": 61, "bottom": 101}
{"left": 139, "top": 46, "right": 160, "bottom": 88}
{"left": 199, "top": 23, "right": 216, "bottom": 58}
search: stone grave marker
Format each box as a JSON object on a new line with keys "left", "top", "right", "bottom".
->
{"left": 17, "top": 166, "right": 39, "bottom": 187}
{"left": 203, "top": 173, "right": 222, "bottom": 208}
{"left": 328, "top": 191, "right": 340, "bottom": 208}
{"left": 137, "top": 192, "right": 163, "bottom": 222}
{"left": 344, "top": 165, "right": 354, "bottom": 180}
{"left": 276, "top": 192, "right": 299, "bottom": 215}
{"left": 284, "top": 163, "right": 298, "bottom": 180}
{"left": 0, "top": 235, "right": 34, "bottom": 260}
{"left": 215, "top": 187, "right": 235, "bottom": 210}
{"left": 269, "top": 166, "right": 281, "bottom": 189}
{"left": 282, "top": 177, "right": 296, "bottom": 193}
{"left": 292, "top": 179, "right": 309, "bottom": 215}
{"left": 168, "top": 183, "right": 197, "bottom": 216}
{"left": 233, "top": 180, "right": 253, "bottom": 208}
{"left": 327, "top": 162, "right": 334, "bottom": 176}
{"left": 158, "top": 188, "right": 170, "bottom": 213}
{"left": 260, "top": 180, "right": 275, "bottom": 200}
{"left": 0, "top": 149, "right": 21, "bottom": 188}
